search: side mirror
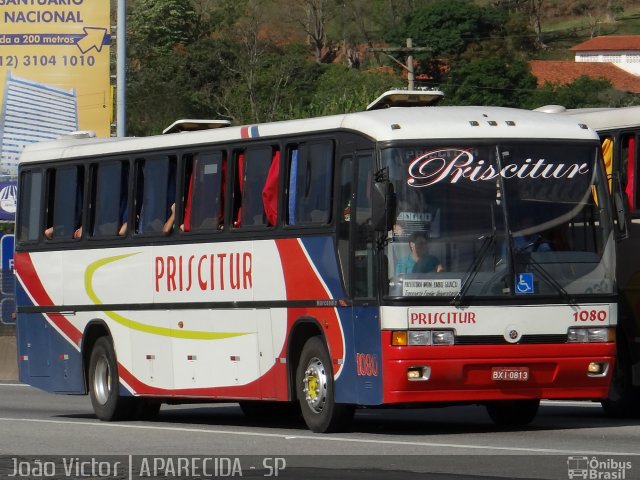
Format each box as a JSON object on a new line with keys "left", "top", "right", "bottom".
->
{"left": 611, "top": 174, "right": 630, "bottom": 241}
{"left": 613, "top": 190, "right": 629, "bottom": 241}
{"left": 372, "top": 181, "right": 396, "bottom": 232}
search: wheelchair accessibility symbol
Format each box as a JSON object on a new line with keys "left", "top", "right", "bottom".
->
{"left": 515, "top": 273, "right": 534, "bottom": 294}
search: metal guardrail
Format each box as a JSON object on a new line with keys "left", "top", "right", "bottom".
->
{"left": 0, "top": 269, "right": 16, "bottom": 334}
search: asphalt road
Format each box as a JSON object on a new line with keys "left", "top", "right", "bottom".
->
{"left": 0, "top": 384, "right": 638, "bottom": 480}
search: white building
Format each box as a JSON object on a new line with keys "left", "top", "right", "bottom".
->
{"left": 571, "top": 35, "right": 640, "bottom": 76}
{"left": 0, "top": 72, "right": 78, "bottom": 176}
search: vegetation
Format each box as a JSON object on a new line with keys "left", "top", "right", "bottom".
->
{"left": 124, "top": 0, "right": 640, "bottom": 135}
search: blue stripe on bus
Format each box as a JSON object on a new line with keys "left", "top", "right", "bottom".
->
{"left": 300, "top": 236, "right": 344, "bottom": 299}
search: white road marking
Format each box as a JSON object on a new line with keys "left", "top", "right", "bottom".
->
{"left": 541, "top": 400, "right": 602, "bottom": 408}
{"left": 0, "top": 417, "right": 637, "bottom": 456}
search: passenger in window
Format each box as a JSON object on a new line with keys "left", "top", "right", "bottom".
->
{"left": 118, "top": 202, "right": 129, "bottom": 236}
{"left": 136, "top": 158, "right": 176, "bottom": 234}
{"left": 163, "top": 203, "right": 175, "bottom": 235}
{"left": 396, "top": 231, "right": 444, "bottom": 274}
{"left": 513, "top": 231, "right": 551, "bottom": 253}
{"left": 512, "top": 216, "right": 552, "bottom": 253}
{"left": 181, "top": 154, "right": 226, "bottom": 232}
{"left": 44, "top": 186, "right": 84, "bottom": 240}
{"left": 44, "top": 224, "right": 83, "bottom": 240}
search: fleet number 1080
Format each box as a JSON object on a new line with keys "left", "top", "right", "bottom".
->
{"left": 573, "top": 309, "right": 607, "bottom": 322}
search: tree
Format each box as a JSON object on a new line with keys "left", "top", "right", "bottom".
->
{"left": 300, "top": 64, "right": 403, "bottom": 116}
{"left": 281, "top": 0, "right": 340, "bottom": 63}
{"left": 127, "top": 0, "right": 201, "bottom": 57}
{"left": 386, "top": 0, "right": 509, "bottom": 59}
{"left": 207, "top": 1, "right": 324, "bottom": 124}
{"left": 529, "top": 0, "right": 545, "bottom": 47}
{"left": 605, "top": 0, "right": 624, "bottom": 23}
{"left": 382, "top": 0, "right": 534, "bottom": 86}
{"left": 442, "top": 56, "right": 537, "bottom": 107}
{"left": 525, "top": 76, "right": 631, "bottom": 109}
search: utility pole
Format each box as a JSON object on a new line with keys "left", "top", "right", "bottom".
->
{"left": 116, "top": 0, "right": 126, "bottom": 137}
{"left": 367, "top": 38, "right": 430, "bottom": 90}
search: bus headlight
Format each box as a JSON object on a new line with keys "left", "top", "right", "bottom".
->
{"left": 567, "top": 327, "right": 614, "bottom": 343}
{"left": 408, "top": 330, "right": 430, "bottom": 346}
{"left": 432, "top": 330, "right": 455, "bottom": 345}
{"left": 392, "top": 330, "right": 455, "bottom": 346}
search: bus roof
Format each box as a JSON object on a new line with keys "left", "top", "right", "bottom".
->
{"left": 18, "top": 106, "right": 598, "bottom": 164}
{"left": 548, "top": 105, "right": 640, "bottom": 132}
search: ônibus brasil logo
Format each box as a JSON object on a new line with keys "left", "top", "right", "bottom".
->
{"left": 567, "top": 456, "right": 632, "bottom": 479}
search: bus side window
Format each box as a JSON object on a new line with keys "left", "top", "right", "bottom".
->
{"left": 135, "top": 155, "right": 177, "bottom": 235}
{"left": 234, "top": 147, "right": 278, "bottom": 228}
{"left": 621, "top": 133, "right": 638, "bottom": 210}
{"left": 182, "top": 150, "right": 226, "bottom": 232}
{"left": 18, "top": 169, "right": 43, "bottom": 243}
{"left": 353, "top": 152, "right": 374, "bottom": 298}
{"left": 601, "top": 136, "right": 613, "bottom": 192}
{"left": 263, "top": 150, "right": 279, "bottom": 226}
{"left": 287, "top": 141, "right": 333, "bottom": 226}
{"left": 90, "top": 160, "right": 129, "bottom": 237}
{"left": 44, "top": 165, "right": 84, "bottom": 240}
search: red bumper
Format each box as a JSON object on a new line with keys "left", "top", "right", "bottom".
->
{"left": 381, "top": 331, "right": 615, "bottom": 404}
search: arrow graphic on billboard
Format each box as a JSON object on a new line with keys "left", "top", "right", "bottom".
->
{"left": 76, "top": 27, "right": 109, "bottom": 54}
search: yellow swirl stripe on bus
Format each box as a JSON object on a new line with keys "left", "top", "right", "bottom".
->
{"left": 84, "top": 253, "right": 249, "bottom": 340}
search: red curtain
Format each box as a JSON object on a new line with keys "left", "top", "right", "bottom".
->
{"left": 234, "top": 153, "right": 245, "bottom": 227}
{"left": 626, "top": 136, "right": 635, "bottom": 208}
{"left": 262, "top": 150, "right": 280, "bottom": 226}
{"left": 182, "top": 159, "right": 197, "bottom": 232}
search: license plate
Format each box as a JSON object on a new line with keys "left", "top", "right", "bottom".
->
{"left": 491, "top": 367, "right": 529, "bottom": 381}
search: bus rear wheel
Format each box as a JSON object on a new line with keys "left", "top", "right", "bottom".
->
{"left": 88, "top": 336, "right": 134, "bottom": 421}
{"left": 296, "top": 336, "right": 353, "bottom": 433}
{"left": 485, "top": 399, "right": 539, "bottom": 428}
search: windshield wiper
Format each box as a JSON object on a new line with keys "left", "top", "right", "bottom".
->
{"left": 513, "top": 247, "right": 577, "bottom": 306}
{"left": 451, "top": 231, "right": 496, "bottom": 307}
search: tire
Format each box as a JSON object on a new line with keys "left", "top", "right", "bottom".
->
{"left": 88, "top": 336, "right": 134, "bottom": 421}
{"left": 296, "top": 336, "right": 354, "bottom": 433}
{"left": 601, "top": 338, "right": 640, "bottom": 418}
{"left": 486, "top": 399, "right": 539, "bottom": 428}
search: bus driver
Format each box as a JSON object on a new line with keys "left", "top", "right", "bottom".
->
{"left": 395, "top": 231, "right": 444, "bottom": 274}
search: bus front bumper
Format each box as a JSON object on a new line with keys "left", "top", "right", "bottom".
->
{"left": 381, "top": 335, "right": 615, "bottom": 404}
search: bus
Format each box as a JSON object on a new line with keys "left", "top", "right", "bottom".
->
{"left": 15, "top": 96, "right": 621, "bottom": 432}
{"left": 538, "top": 105, "right": 640, "bottom": 417}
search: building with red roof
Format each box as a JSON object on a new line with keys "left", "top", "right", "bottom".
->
{"left": 529, "top": 60, "right": 640, "bottom": 93}
{"left": 570, "top": 35, "right": 640, "bottom": 76}
{"left": 530, "top": 36, "right": 640, "bottom": 94}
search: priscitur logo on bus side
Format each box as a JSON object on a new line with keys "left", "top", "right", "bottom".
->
{"left": 407, "top": 149, "right": 590, "bottom": 187}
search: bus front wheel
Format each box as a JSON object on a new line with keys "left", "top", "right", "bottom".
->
{"left": 601, "top": 338, "right": 640, "bottom": 418}
{"left": 88, "top": 336, "right": 134, "bottom": 421}
{"left": 296, "top": 336, "right": 354, "bottom": 433}
{"left": 485, "top": 399, "right": 539, "bottom": 428}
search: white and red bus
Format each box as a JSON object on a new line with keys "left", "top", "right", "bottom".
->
{"left": 15, "top": 95, "right": 620, "bottom": 432}
{"left": 538, "top": 105, "right": 640, "bottom": 417}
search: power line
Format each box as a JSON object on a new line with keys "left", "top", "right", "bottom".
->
{"left": 367, "top": 38, "right": 430, "bottom": 90}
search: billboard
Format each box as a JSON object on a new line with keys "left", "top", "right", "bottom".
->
{"left": 0, "top": 180, "right": 16, "bottom": 221}
{"left": 0, "top": 1, "right": 111, "bottom": 175}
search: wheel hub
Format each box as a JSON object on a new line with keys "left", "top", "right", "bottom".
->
{"left": 93, "top": 355, "right": 112, "bottom": 405}
{"left": 303, "top": 357, "right": 327, "bottom": 414}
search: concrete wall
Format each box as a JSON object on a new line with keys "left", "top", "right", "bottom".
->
{"left": 0, "top": 335, "right": 18, "bottom": 382}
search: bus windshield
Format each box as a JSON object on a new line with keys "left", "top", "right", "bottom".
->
{"left": 383, "top": 142, "right": 615, "bottom": 299}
